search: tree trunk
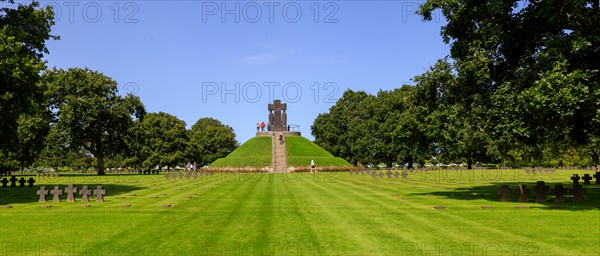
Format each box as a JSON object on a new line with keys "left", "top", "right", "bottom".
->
{"left": 467, "top": 157, "right": 473, "bottom": 170}
{"left": 592, "top": 150, "right": 599, "bottom": 166}
{"left": 97, "top": 154, "right": 106, "bottom": 175}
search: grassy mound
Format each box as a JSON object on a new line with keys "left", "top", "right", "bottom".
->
{"left": 285, "top": 136, "right": 351, "bottom": 167}
{"left": 211, "top": 136, "right": 271, "bottom": 167}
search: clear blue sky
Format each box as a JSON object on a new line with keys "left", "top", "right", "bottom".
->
{"left": 20, "top": 0, "right": 449, "bottom": 143}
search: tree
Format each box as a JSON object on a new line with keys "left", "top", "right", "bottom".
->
{"left": 134, "top": 112, "right": 189, "bottom": 168}
{"left": 188, "top": 117, "right": 238, "bottom": 166}
{"left": 420, "top": 0, "right": 600, "bottom": 165}
{"left": 46, "top": 68, "right": 145, "bottom": 175}
{"left": 312, "top": 90, "right": 376, "bottom": 165}
{"left": 0, "top": 0, "right": 57, "bottom": 151}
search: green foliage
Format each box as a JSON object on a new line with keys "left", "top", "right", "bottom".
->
{"left": 188, "top": 117, "right": 238, "bottom": 166}
{"left": 132, "top": 112, "right": 188, "bottom": 168}
{"left": 45, "top": 68, "right": 145, "bottom": 175}
{"left": 0, "top": 0, "right": 57, "bottom": 151}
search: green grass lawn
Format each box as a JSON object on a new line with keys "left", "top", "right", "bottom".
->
{"left": 1, "top": 169, "right": 599, "bottom": 255}
{"left": 285, "top": 136, "right": 351, "bottom": 167}
{"left": 212, "top": 136, "right": 272, "bottom": 167}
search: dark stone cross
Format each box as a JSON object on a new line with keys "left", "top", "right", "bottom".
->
{"left": 570, "top": 174, "right": 580, "bottom": 184}
{"left": 64, "top": 184, "right": 78, "bottom": 202}
{"left": 551, "top": 184, "right": 567, "bottom": 203}
{"left": 268, "top": 100, "right": 287, "bottom": 131}
{"left": 27, "top": 178, "right": 35, "bottom": 187}
{"left": 581, "top": 174, "right": 592, "bottom": 185}
{"left": 401, "top": 171, "right": 408, "bottom": 180}
{"left": 393, "top": 171, "right": 399, "bottom": 179}
{"left": 93, "top": 186, "right": 106, "bottom": 202}
{"left": 516, "top": 184, "right": 530, "bottom": 202}
{"left": 18, "top": 178, "right": 26, "bottom": 187}
{"left": 1, "top": 178, "right": 8, "bottom": 187}
{"left": 386, "top": 170, "right": 392, "bottom": 179}
{"left": 50, "top": 186, "right": 62, "bottom": 202}
{"left": 378, "top": 172, "right": 384, "bottom": 178}
{"left": 571, "top": 184, "right": 586, "bottom": 203}
{"left": 594, "top": 172, "right": 600, "bottom": 185}
{"left": 9, "top": 176, "right": 17, "bottom": 187}
{"left": 79, "top": 186, "right": 91, "bottom": 202}
{"left": 533, "top": 181, "right": 549, "bottom": 203}
{"left": 497, "top": 185, "right": 512, "bottom": 202}
{"left": 36, "top": 186, "right": 49, "bottom": 202}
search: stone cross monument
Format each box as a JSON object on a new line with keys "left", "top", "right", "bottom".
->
{"left": 268, "top": 100, "right": 287, "bottom": 131}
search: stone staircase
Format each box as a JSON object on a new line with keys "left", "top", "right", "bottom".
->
{"left": 272, "top": 132, "right": 287, "bottom": 173}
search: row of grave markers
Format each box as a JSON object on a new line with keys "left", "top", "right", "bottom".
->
{"left": 36, "top": 185, "right": 105, "bottom": 202}
{"left": 497, "top": 181, "right": 586, "bottom": 203}
{"left": 1, "top": 176, "right": 35, "bottom": 187}
{"left": 571, "top": 173, "right": 600, "bottom": 184}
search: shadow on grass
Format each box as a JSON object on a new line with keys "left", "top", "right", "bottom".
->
{"left": 409, "top": 182, "right": 600, "bottom": 211}
{"left": 0, "top": 181, "right": 146, "bottom": 205}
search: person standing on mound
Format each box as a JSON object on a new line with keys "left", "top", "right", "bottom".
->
{"left": 311, "top": 159, "right": 315, "bottom": 172}
{"left": 256, "top": 122, "right": 260, "bottom": 132}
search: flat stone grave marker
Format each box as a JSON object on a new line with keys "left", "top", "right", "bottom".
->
{"left": 129, "top": 194, "right": 137, "bottom": 196}
{"left": 571, "top": 174, "right": 580, "bottom": 184}
{"left": 27, "top": 178, "right": 35, "bottom": 187}
{"left": 161, "top": 204, "right": 172, "bottom": 208}
{"left": 81, "top": 204, "right": 91, "bottom": 208}
{"left": 17, "top": 178, "right": 26, "bottom": 187}
{"left": 480, "top": 206, "right": 493, "bottom": 209}
{"left": 516, "top": 184, "right": 530, "bottom": 202}
{"left": 9, "top": 176, "right": 17, "bottom": 187}
{"left": 2, "top": 205, "right": 13, "bottom": 208}
{"left": 50, "top": 186, "right": 62, "bottom": 202}
{"left": 148, "top": 196, "right": 158, "bottom": 198}
{"left": 41, "top": 205, "right": 52, "bottom": 208}
{"left": 514, "top": 206, "right": 529, "bottom": 209}
{"left": 93, "top": 186, "right": 106, "bottom": 202}
{"left": 184, "top": 195, "right": 192, "bottom": 198}
{"left": 533, "top": 181, "right": 549, "bottom": 203}
{"left": 594, "top": 172, "right": 600, "bottom": 184}
{"left": 571, "top": 184, "right": 586, "bottom": 203}
{"left": 64, "top": 184, "right": 78, "bottom": 202}
{"left": 552, "top": 184, "right": 567, "bottom": 203}
{"left": 432, "top": 206, "right": 446, "bottom": 210}
{"left": 497, "top": 185, "right": 512, "bottom": 202}
{"left": 122, "top": 204, "right": 132, "bottom": 207}
{"left": 79, "top": 186, "right": 91, "bottom": 202}
{"left": 582, "top": 174, "right": 592, "bottom": 185}
{"left": 36, "top": 186, "right": 49, "bottom": 202}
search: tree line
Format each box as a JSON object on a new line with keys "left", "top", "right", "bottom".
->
{"left": 312, "top": 0, "right": 599, "bottom": 169}
{"left": 0, "top": 1, "right": 238, "bottom": 174}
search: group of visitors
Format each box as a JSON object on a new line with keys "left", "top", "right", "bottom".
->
{"left": 256, "top": 122, "right": 270, "bottom": 132}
